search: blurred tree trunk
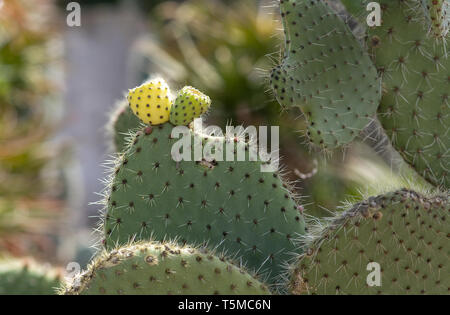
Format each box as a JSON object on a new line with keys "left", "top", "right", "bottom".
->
{"left": 57, "top": 1, "right": 147, "bottom": 262}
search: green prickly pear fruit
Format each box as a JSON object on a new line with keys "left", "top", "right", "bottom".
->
{"left": 363, "top": 0, "right": 449, "bottom": 187}
{"left": 127, "top": 78, "right": 173, "bottom": 126}
{"left": 0, "top": 258, "right": 62, "bottom": 295}
{"left": 170, "top": 86, "right": 212, "bottom": 126}
{"left": 270, "top": 0, "right": 381, "bottom": 150}
{"left": 108, "top": 99, "right": 142, "bottom": 153}
{"left": 289, "top": 189, "right": 449, "bottom": 295}
{"left": 101, "top": 122, "right": 305, "bottom": 286}
{"left": 62, "top": 241, "right": 271, "bottom": 295}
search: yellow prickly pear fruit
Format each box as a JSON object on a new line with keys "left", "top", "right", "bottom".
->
{"left": 127, "top": 78, "right": 172, "bottom": 125}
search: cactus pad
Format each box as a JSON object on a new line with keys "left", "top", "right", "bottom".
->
{"left": 127, "top": 78, "right": 172, "bottom": 125}
{"left": 366, "top": 0, "right": 449, "bottom": 187}
{"left": 62, "top": 241, "right": 271, "bottom": 295}
{"left": 170, "top": 86, "right": 211, "bottom": 126}
{"left": 101, "top": 123, "right": 305, "bottom": 285}
{"left": 289, "top": 189, "right": 449, "bottom": 295}
{"left": 270, "top": 0, "right": 381, "bottom": 149}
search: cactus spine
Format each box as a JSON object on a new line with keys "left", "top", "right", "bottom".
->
{"left": 101, "top": 122, "right": 305, "bottom": 286}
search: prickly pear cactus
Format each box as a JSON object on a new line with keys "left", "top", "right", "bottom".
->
{"left": 101, "top": 122, "right": 305, "bottom": 286}
{"left": 127, "top": 78, "right": 172, "bottom": 125}
{"left": 289, "top": 189, "right": 449, "bottom": 295}
{"left": 108, "top": 100, "right": 143, "bottom": 153}
{"left": 0, "top": 259, "right": 61, "bottom": 295}
{"left": 344, "top": 0, "right": 449, "bottom": 188}
{"left": 62, "top": 241, "right": 271, "bottom": 295}
{"left": 270, "top": 0, "right": 381, "bottom": 150}
{"left": 170, "top": 86, "right": 211, "bottom": 126}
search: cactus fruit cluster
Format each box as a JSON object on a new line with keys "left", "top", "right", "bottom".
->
{"left": 127, "top": 79, "right": 212, "bottom": 128}
{"left": 0, "top": 259, "right": 61, "bottom": 295}
{"left": 289, "top": 189, "right": 449, "bottom": 295}
{"left": 62, "top": 241, "right": 270, "bottom": 295}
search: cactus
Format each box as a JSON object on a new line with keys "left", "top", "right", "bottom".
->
{"left": 127, "top": 78, "right": 173, "bottom": 126}
{"left": 108, "top": 99, "right": 143, "bottom": 153}
{"left": 340, "top": 0, "right": 449, "bottom": 188}
{"left": 363, "top": 0, "right": 449, "bottom": 188}
{"left": 270, "top": 0, "right": 381, "bottom": 150}
{"left": 62, "top": 241, "right": 271, "bottom": 295}
{"left": 101, "top": 121, "right": 305, "bottom": 287}
{"left": 0, "top": 259, "right": 62, "bottom": 295}
{"left": 425, "top": 0, "right": 449, "bottom": 38}
{"left": 170, "top": 86, "right": 212, "bottom": 126}
{"left": 289, "top": 189, "right": 449, "bottom": 295}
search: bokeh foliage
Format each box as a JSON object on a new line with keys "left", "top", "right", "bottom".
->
{"left": 0, "top": 0, "right": 62, "bottom": 259}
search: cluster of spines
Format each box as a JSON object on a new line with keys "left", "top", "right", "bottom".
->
{"left": 270, "top": 0, "right": 381, "bottom": 150}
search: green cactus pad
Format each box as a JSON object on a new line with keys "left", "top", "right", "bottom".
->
{"left": 365, "top": 0, "right": 449, "bottom": 187}
{"left": 170, "top": 86, "right": 211, "bottom": 126}
{"left": 108, "top": 100, "right": 142, "bottom": 153}
{"left": 289, "top": 189, "right": 449, "bottom": 295}
{"left": 270, "top": 0, "right": 381, "bottom": 150}
{"left": 0, "top": 259, "right": 61, "bottom": 295}
{"left": 101, "top": 123, "right": 305, "bottom": 286}
{"left": 62, "top": 241, "right": 271, "bottom": 295}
